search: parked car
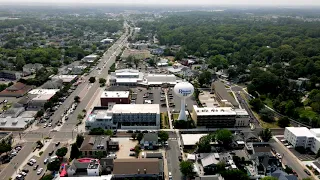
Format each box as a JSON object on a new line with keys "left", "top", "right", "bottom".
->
{"left": 169, "top": 172, "right": 172, "bottom": 180}
{"left": 37, "top": 168, "right": 43, "bottom": 175}
{"left": 49, "top": 150, "right": 54, "bottom": 156}
{"left": 129, "top": 152, "right": 135, "bottom": 156}
{"left": 178, "top": 156, "right": 182, "bottom": 161}
{"left": 33, "top": 164, "right": 39, "bottom": 170}
{"left": 55, "top": 142, "right": 60, "bottom": 146}
{"left": 22, "top": 169, "right": 29, "bottom": 173}
{"left": 44, "top": 158, "right": 49, "bottom": 164}
{"left": 130, "top": 148, "right": 135, "bottom": 151}
{"left": 304, "top": 169, "right": 311, "bottom": 176}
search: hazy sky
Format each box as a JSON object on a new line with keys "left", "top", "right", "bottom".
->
{"left": 1, "top": 0, "right": 320, "bottom": 6}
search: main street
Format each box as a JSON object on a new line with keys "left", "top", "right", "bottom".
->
{"left": 0, "top": 22, "right": 131, "bottom": 180}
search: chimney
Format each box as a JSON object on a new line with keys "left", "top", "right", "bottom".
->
{"left": 144, "top": 169, "right": 147, "bottom": 174}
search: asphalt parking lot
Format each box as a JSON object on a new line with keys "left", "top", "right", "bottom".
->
{"left": 276, "top": 137, "right": 316, "bottom": 161}
{"left": 131, "top": 87, "right": 167, "bottom": 112}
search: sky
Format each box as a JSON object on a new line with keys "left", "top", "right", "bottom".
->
{"left": 1, "top": 0, "right": 320, "bottom": 6}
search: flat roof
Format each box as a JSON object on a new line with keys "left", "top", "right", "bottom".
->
{"left": 111, "top": 104, "right": 160, "bottom": 114}
{"left": 193, "top": 105, "right": 237, "bottom": 116}
{"left": 101, "top": 91, "right": 130, "bottom": 98}
{"left": 51, "top": 75, "right": 77, "bottom": 82}
{"left": 28, "top": 89, "right": 59, "bottom": 95}
{"left": 85, "top": 54, "right": 99, "bottom": 58}
{"left": 212, "top": 80, "right": 239, "bottom": 107}
{"left": 116, "top": 78, "right": 140, "bottom": 83}
{"left": 286, "top": 127, "right": 315, "bottom": 137}
{"left": 310, "top": 128, "right": 320, "bottom": 137}
{"left": 181, "top": 134, "right": 207, "bottom": 146}
{"left": 58, "top": 175, "right": 112, "bottom": 180}
{"left": 0, "top": 117, "right": 32, "bottom": 129}
{"left": 32, "top": 93, "right": 55, "bottom": 101}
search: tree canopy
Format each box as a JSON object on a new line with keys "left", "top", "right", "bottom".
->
{"left": 259, "top": 128, "right": 273, "bottom": 142}
{"left": 56, "top": 147, "right": 68, "bottom": 157}
{"left": 179, "top": 161, "right": 195, "bottom": 178}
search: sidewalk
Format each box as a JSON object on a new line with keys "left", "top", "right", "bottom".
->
{"left": 11, "top": 139, "right": 52, "bottom": 179}
{"left": 162, "top": 150, "right": 169, "bottom": 180}
{"left": 273, "top": 136, "right": 319, "bottom": 180}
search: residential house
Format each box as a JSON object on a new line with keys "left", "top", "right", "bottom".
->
{"left": 0, "top": 70, "right": 22, "bottom": 80}
{"left": 79, "top": 136, "right": 119, "bottom": 157}
{"left": 140, "top": 133, "right": 159, "bottom": 150}
{"left": 65, "top": 158, "right": 101, "bottom": 177}
{"left": 100, "top": 157, "right": 114, "bottom": 174}
{"left": 246, "top": 142, "right": 282, "bottom": 176}
{"left": 271, "top": 170, "right": 297, "bottom": 180}
{"left": 0, "top": 82, "right": 33, "bottom": 97}
{"left": 23, "top": 63, "right": 43, "bottom": 75}
{"left": 112, "top": 158, "right": 164, "bottom": 180}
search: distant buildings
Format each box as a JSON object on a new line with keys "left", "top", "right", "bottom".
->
{"left": 51, "top": 75, "right": 78, "bottom": 83}
{"left": 0, "top": 70, "right": 22, "bottom": 80}
{"left": 100, "top": 91, "right": 130, "bottom": 107}
{"left": 22, "top": 63, "right": 43, "bottom": 75}
{"left": 82, "top": 54, "right": 99, "bottom": 63}
{"left": 100, "top": 38, "right": 114, "bottom": 44}
{"left": 191, "top": 105, "right": 249, "bottom": 128}
{"left": 109, "top": 69, "right": 177, "bottom": 87}
{"left": 0, "top": 82, "right": 33, "bottom": 97}
{"left": 86, "top": 104, "right": 160, "bottom": 130}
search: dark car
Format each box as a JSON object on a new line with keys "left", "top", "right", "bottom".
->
{"left": 55, "top": 142, "right": 60, "bottom": 146}
{"left": 178, "top": 156, "right": 182, "bottom": 161}
{"left": 49, "top": 150, "right": 54, "bottom": 156}
{"left": 33, "top": 165, "right": 39, "bottom": 170}
{"left": 22, "top": 169, "right": 29, "bottom": 173}
{"left": 304, "top": 169, "right": 311, "bottom": 176}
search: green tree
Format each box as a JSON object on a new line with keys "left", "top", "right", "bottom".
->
{"left": 41, "top": 175, "right": 54, "bottom": 180}
{"left": 179, "top": 161, "right": 195, "bottom": 178}
{"left": 215, "top": 129, "right": 233, "bottom": 146}
{"left": 316, "top": 148, "right": 320, "bottom": 158}
{"left": 259, "top": 128, "right": 273, "bottom": 142}
{"left": 216, "top": 162, "right": 226, "bottom": 173}
{"left": 131, "top": 133, "right": 137, "bottom": 140}
{"left": 261, "top": 177, "right": 278, "bottom": 180}
{"left": 47, "top": 160, "right": 61, "bottom": 171}
{"left": 36, "top": 110, "right": 44, "bottom": 118}
{"left": 259, "top": 108, "right": 274, "bottom": 122}
{"left": 0, "top": 141, "right": 12, "bottom": 154}
{"left": 89, "top": 128, "right": 105, "bottom": 135}
{"left": 249, "top": 98, "right": 265, "bottom": 112}
{"left": 134, "top": 145, "right": 141, "bottom": 157}
{"left": 8, "top": 82, "right": 14, "bottom": 87}
{"left": 278, "top": 116, "right": 290, "bottom": 128}
{"left": 104, "top": 129, "right": 113, "bottom": 136}
{"left": 76, "top": 135, "right": 84, "bottom": 148}
{"left": 56, "top": 147, "right": 68, "bottom": 157}
{"left": 89, "top": 77, "right": 96, "bottom": 83}
{"left": 137, "top": 133, "right": 144, "bottom": 142}
{"left": 302, "top": 178, "right": 313, "bottom": 180}
{"left": 158, "top": 131, "right": 169, "bottom": 142}
{"left": 198, "top": 71, "right": 212, "bottom": 86}
{"left": 74, "top": 96, "right": 80, "bottom": 103}
{"left": 99, "top": 78, "right": 106, "bottom": 86}
{"left": 70, "top": 143, "right": 80, "bottom": 160}
{"left": 16, "top": 53, "right": 26, "bottom": 70}
{"left": 220, "top": 169, "right": 249, "bottom": 180}
{"left": 196, "top": 134, "right": 214, "bottom": 153}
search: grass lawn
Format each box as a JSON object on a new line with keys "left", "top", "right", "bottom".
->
{"left": 264, "top": 98, "right": 274, "bottom": 108}
{"left": 252, "top": 111, "right": 279, "bottom": 128}
{"left": 172, "top": 113, "right": 179, "bottom": 121}
{"left": 228, "top": 91, "right": 235, "bottom": 99}
{"left": 160, "top": 113, "right": 169, "bottom": 129}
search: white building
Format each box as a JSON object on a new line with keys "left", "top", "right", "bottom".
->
{"left": 82, "top": 54, "right": 99, "bottom": 63}
{"left": 141, "top": 74, "right": 177, "bottom": 86}
{"left": 58, "top": 176, "right": 112, "bottom": 180}
{"left": 51, "top": 75, "right": 78, "bottom": 83}
{"left": 28, "top": 89, "right": 59, "bottom": 109}
{"left": 85, "top": 104, "right": 160, "bottom": 130}
{"left": 100, "top": 38, "right": 114, "bottom": 44}
{"left": 109, "top": 69, "right": 144, "bottom": 86}
{"left": 191, "top": 105, "right": 250, "bottom": 128}
{"left": 284, "top": 127, "right": 320, "bottom": 153}
{"left": 0, "top": 117, "right": 33, "bottom": 130}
